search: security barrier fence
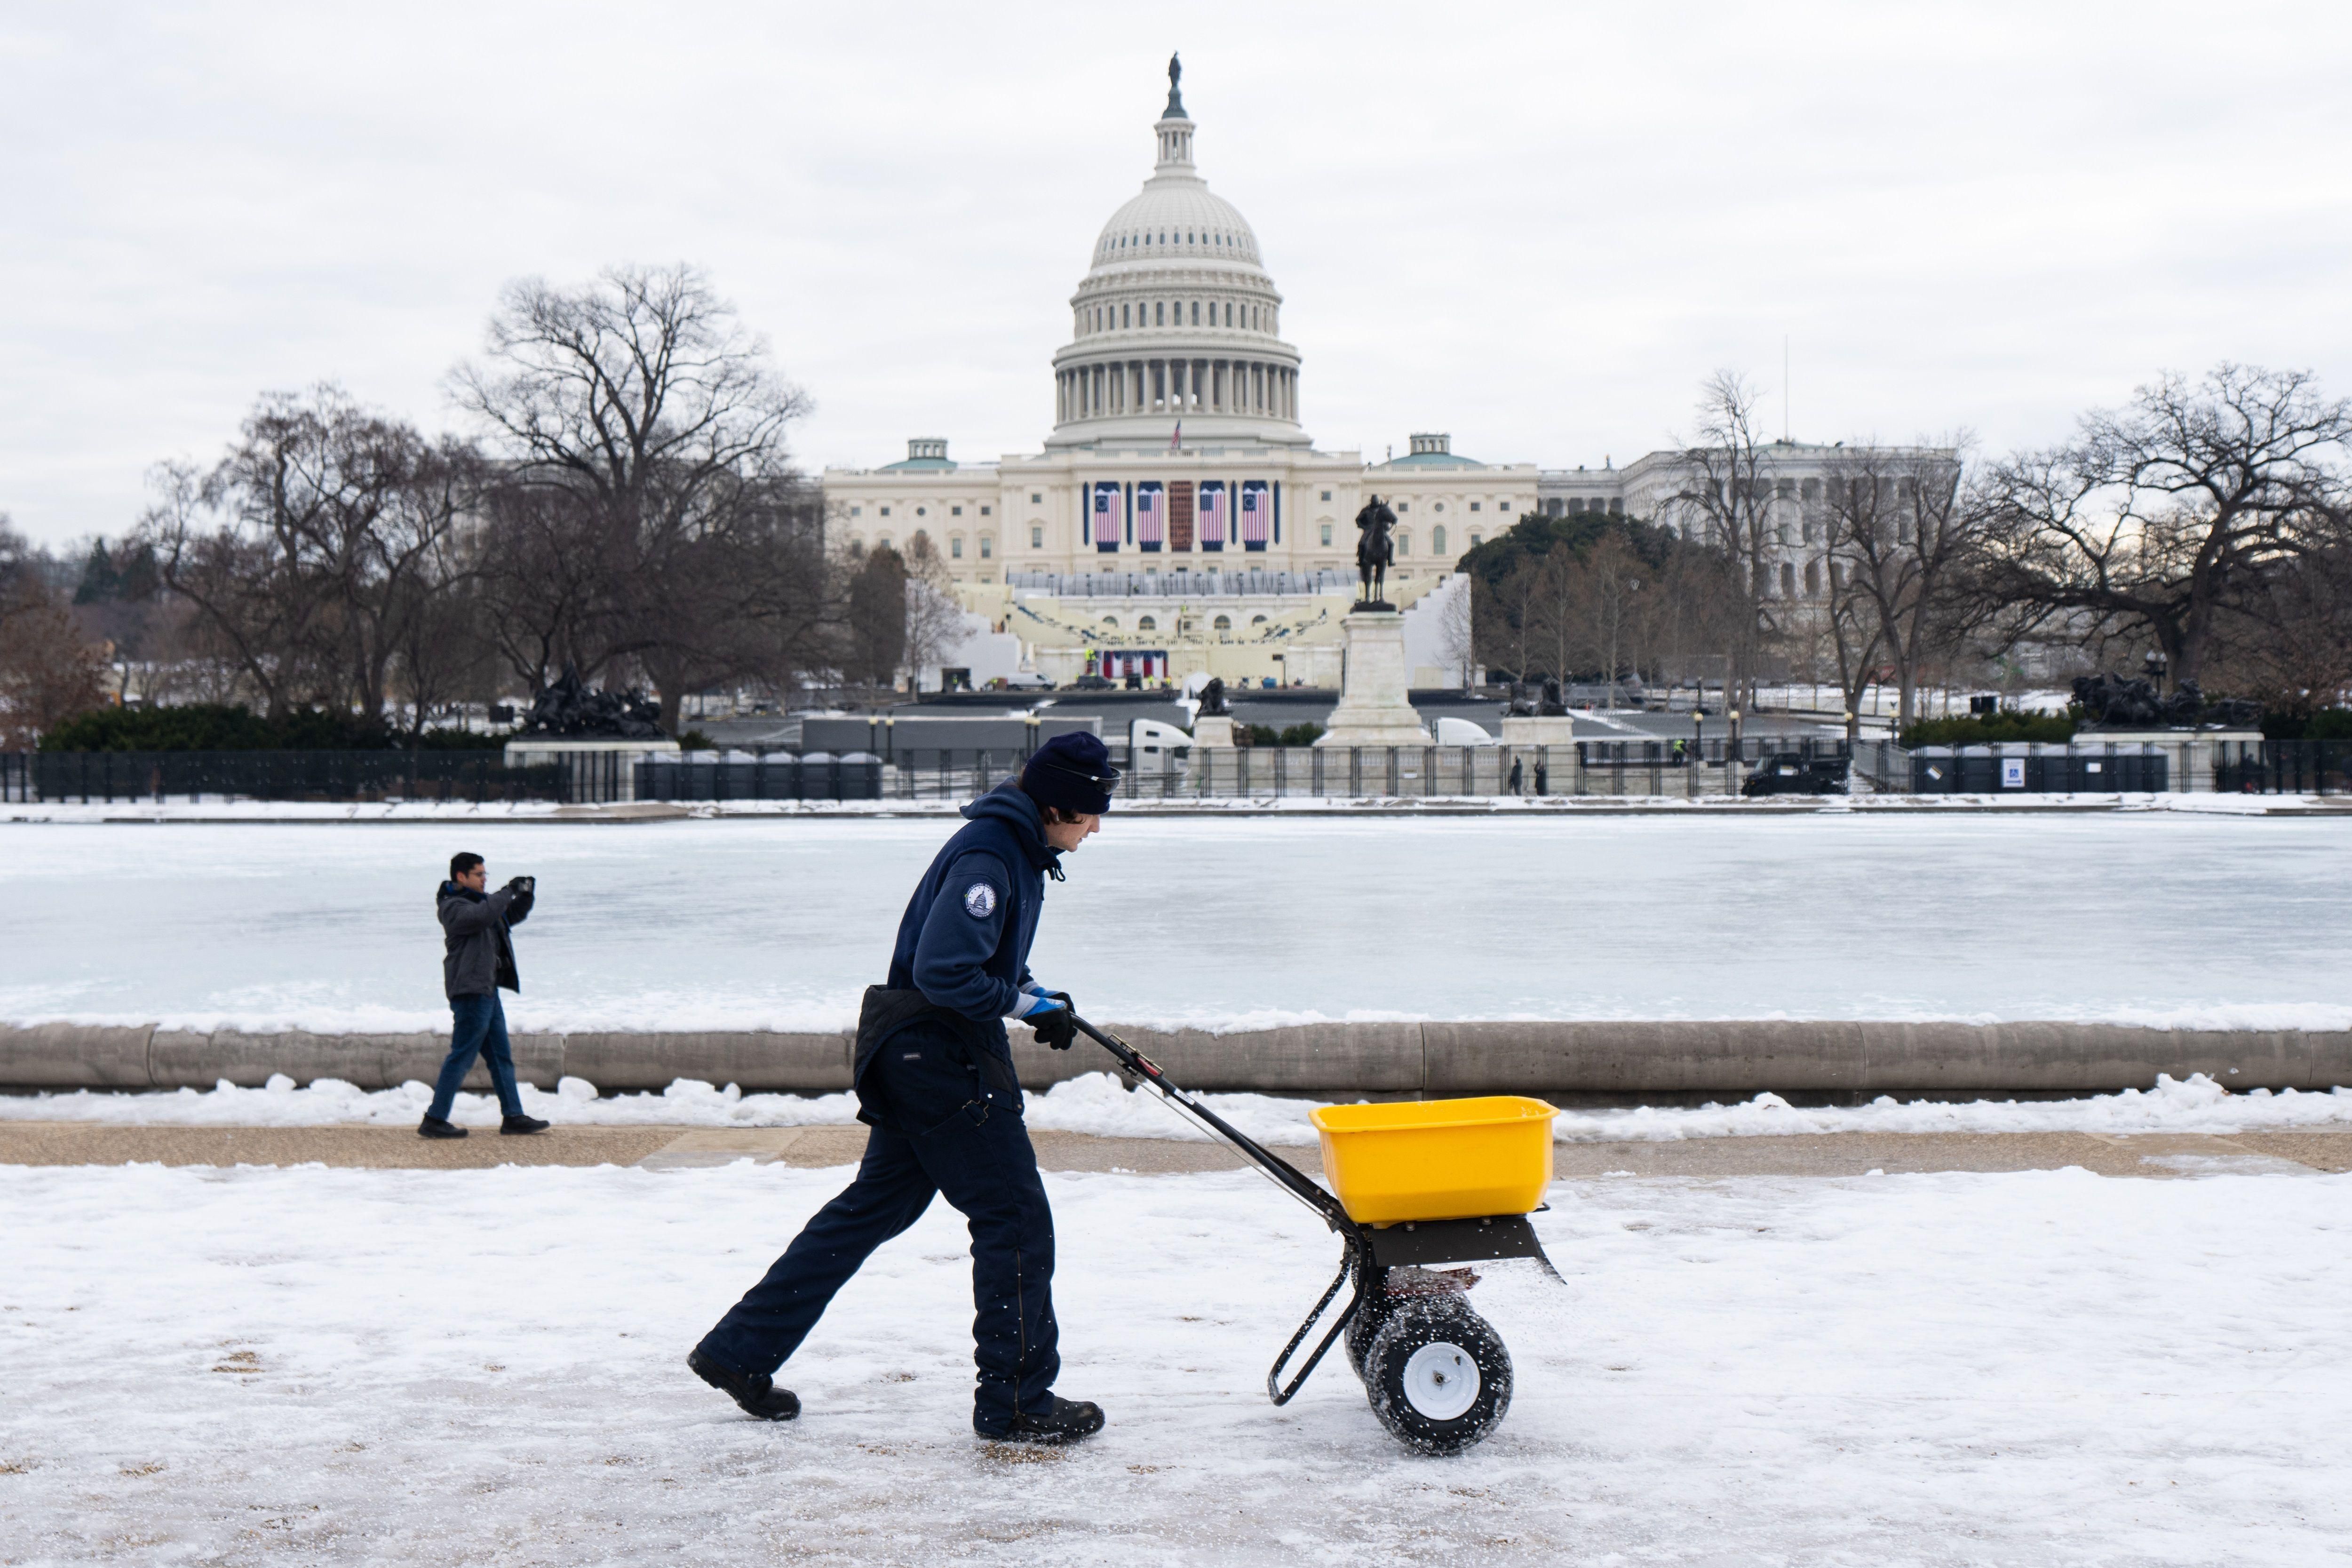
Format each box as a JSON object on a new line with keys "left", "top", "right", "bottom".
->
{"left": 0, "top": 749, "right": 564, "bottom": 804}
{"left": 629, "top": 738, "right": 1844, "bottom": 803}
{"left": 11, "top": 737, "right": 2350, "bottom": 805}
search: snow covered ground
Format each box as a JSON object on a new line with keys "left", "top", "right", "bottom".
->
{"left": 5, "top": 814, "right": 2351, "bottom": 1035}
{"left": 3, "top": 1160, "right": 2346, "bottom": 1565}
{"left": 8, "top": 1069, "right": 2352, "bottom": 1146}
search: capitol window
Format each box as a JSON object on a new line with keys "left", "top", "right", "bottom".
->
{"left": 1469, "top": 501, "right": 1480, "bottom": 512}
{"left": 1319, "top": 522, "right": 1333, "bottom": 546}
{"left": 1138, "top": 616, "right": 1157, "bottom": 632}
{"left": 1434, "top": 502, "right": 1445, "bottom": 512}
{"left": 1432, "top": 526, "right": 1447, "bottom": 556}
{"left": 1031, "top": 525, "right": 1043, "bottom": 548}
{"left": 916, "top": 507, "right": 926, "bottom": 517}
{"left": 1319, "top": 491, "right": 1331, "bottom": 501}
{"left": 1396, "top": 502, "right": 1408, "bottom": 513}
{"left": 951, "top": 506, "right": 962, "bottom": 516}
{"left": 879, "top": 507, "right": 891, "bottom": 517}
{"left": 1155, "top": 302, "right": 1165, "bottom": 325}
{"left": 950, "top": 536, "right": 964, "bottom": 558}
{"left": 1030, "top": 493, "right": 1041, "bottom": 503}
{"left": 1397, "top": 532, "right": 1412, "bottom": 556}
{"left": 979, "top": 535, "right": 993, "bottom": 559}
{"left": 980, "top": 505, "right": 991, "bottom": 516}
{"left": 1469, "top": 533, "right": 1482, "bottom": 549}
{"left": 1213, "top": 614, "right": 1231, "bottom": 631}
{"left": 1250, "top": 615, "right": 1268, "bottom": 627}
{"left": 1101, "top": 616, "right": 1119, "bottom": 628}
{"left": 1191, "top": 301, "right": 1199, "bottom": 323}
{"left": 849, "top": 506, "right": 861, "bottom": 517}
{"left": 877, "top": 534, "right": 892, "bottom": 549}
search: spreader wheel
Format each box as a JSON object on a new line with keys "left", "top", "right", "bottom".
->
{"left": 1344, "top": 1291, "right": 1388, "bottom": 1381}
{"left": 1363, "top": 1297, "right": 1513, "bottom": 1455}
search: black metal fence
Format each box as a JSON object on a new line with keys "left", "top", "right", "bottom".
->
{"left": 2214, "top": 740, "right": 2352, "bottom": 794}
{"left": 0, "top": 749, "right": 565, "bottom": 804}
{"left": 634, "top": 753, "right": 884, "bottom": 802}
{"left": 12, "top": 736, "right": 2352, "bottom": 804}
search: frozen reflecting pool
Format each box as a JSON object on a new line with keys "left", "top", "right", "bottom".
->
{"left": 2, "top": 815, "right": 2346, "bottom": 1033}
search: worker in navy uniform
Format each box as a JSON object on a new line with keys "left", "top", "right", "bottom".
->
{"left": 688, "top": 732, "right": 1119, "bottom": 1444}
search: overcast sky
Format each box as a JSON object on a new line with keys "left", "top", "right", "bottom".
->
{"left": 5, "top": 1, "right": 2350, "bottom": 545}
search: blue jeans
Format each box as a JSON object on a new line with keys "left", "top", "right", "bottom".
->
{"left": 428, "top": 992, "right": 524, "bottom": 1121}
{"left": 696, "top": 1022, "right": 1058, "bottom": 1432}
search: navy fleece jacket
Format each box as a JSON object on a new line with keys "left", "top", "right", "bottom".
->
{"left": 886, "top": 780, "right": 1064, "bottom": 1041}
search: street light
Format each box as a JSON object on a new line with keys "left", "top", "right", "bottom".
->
{"left": 2144, "top": 648, "right": 2168, "bottom": 694}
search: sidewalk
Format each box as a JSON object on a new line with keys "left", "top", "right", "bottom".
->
{"left": 4, "top": 1122, "right": 2344, "bottom": 1177}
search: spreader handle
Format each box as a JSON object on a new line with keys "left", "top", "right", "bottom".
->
{"left": 1067, "top": 1011, "right": 1352, "bottom": 1230}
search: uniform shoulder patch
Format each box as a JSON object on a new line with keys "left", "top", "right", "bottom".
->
{"left": 961, "top": 881, "right": 999, "bottom": 919}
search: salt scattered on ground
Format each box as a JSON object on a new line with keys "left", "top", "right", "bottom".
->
{"left": 6, "top": 1069, "right": 2349, "bottom": 1148}
{"left": 3, "top": 1160, "right": 2346, "bottom": 1564}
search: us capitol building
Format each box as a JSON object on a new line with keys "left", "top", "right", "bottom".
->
{"left": 823, "top": 60, "right": 1874, "bottom": 691}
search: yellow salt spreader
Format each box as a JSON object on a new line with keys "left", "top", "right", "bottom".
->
{"left": 1069, "top": 1012, "right": 1561, "bottom": 1454}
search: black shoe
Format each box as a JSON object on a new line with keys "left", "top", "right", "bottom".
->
{"left": 500, "top": 1114, "right": 551, "bottom": 1136}
{"left": 688, "top": 1349, "right": 800, "bottom": 1422}
{"left": 978, "top": 1395, "right": 1104, "bottom": 1445}
{"left": 418, "top": 1116, "right": 467, "bottom": 1140}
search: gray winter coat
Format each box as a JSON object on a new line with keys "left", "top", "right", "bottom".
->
{"left": 437, "top": 882, "right": 530, "bottom": 999}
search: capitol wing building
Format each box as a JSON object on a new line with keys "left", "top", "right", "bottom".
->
{"left": 824, "top": 64, "right": 1926, "bottom": 691}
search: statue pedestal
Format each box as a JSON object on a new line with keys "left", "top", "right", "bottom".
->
{"left": 504, "top": 738, "right": 681, "bottom": 803}
{"left": 1499, "top": 716, "right": 1576, "bottom": 746}
{"left": 1314, "top": 611, "right": 1429, "bottom": 748}
{"left": 1191, "top": 714, "right": 1236, "bottom": 748}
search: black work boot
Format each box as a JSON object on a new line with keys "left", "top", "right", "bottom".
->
{"left": 980, "top": 1395, "right": 1105, "bottom": 1445}
{"left": 418, "top": 1116, "right": 467, "bottom": 1140}
{"left": 688, "top": 1349, "right": 800, "bottom": 1422}
{"left": 500, "top": 1114, "right": 551, "bottom": 1135}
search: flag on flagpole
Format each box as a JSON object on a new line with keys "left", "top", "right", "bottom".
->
{"left": 1170, "top": 421, "right": 1181, "bottom": 452}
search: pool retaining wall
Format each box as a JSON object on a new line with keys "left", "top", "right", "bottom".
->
{"left": 3, "top": 1021, "right": 2345, "bottom": 1103}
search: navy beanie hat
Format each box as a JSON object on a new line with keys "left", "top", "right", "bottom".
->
{"left": 1021, "top": 732, "right": 1120, "bottom": 815}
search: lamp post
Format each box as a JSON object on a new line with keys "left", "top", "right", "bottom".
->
{"left": 1691, "top": 708, "right": 1705, "bottom": 799}
{"left": 2144, "top": 648, "right": 2168, "bottom": 695}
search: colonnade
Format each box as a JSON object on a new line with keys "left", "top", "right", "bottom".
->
{"left": 1055, "top": 358, "right": 1296, "bottom": 426}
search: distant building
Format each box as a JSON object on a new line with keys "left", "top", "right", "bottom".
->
{"left": 823, "top": 62, "right": 1936, "bottom": 687}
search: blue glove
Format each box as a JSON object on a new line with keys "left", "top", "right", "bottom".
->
{"left": 1018, "top": 989, "right": 1077, "bottom": 1050}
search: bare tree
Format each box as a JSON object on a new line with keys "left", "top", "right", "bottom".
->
{"left": 1658, "top": 372, "right": 1781, "bottom": 705}
{"left": 1436, "top": 573, "right": 1475, "bottom": 688}
{"left": 1822, "top": 440, "right": 1974, "bottom": 724}
{"left": 140, "top": 386, "right": 479, "bottom": 723}
{"left": 900, "top": 533, "right": 969, "bottom": 690}
{"left": 1974, "top": 366, "right": 2352, "bottom": 686}
{"left": 0, "top": 524, "right": 110, "bottom": 746}
{"left": 452, "top": 263, "right": 817, "bottom": 730}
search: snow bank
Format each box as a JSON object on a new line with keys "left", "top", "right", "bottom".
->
{"left": 7, "top": 1069, "right": 2349, "bottom": 1146}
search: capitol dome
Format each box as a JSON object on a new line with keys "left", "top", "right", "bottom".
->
{"left": 1047, "top": 59, "right": 1306, "bottom": 451}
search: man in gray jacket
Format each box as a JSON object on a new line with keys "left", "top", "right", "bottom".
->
{"left": 422, "top": 852, "right": 550, "bottom": 1139}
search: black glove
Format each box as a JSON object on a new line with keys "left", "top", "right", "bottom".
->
{"left": 1032, "top": 995, "right": 1077, "bottom": 1051}
{"left": 504, "top": 876, "right": 535, "bottom": 894}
